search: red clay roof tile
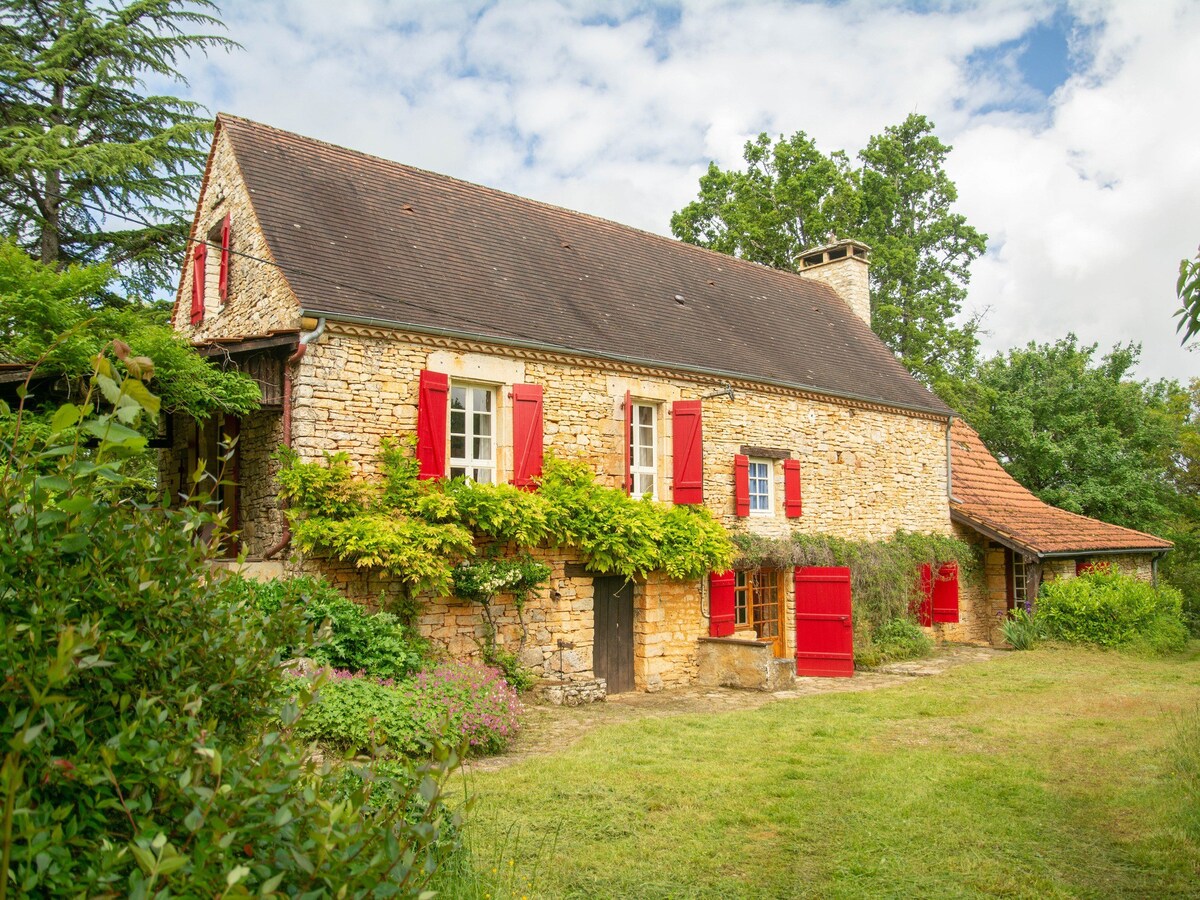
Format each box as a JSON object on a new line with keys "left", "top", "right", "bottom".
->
{"left": 950, "top": 419, "right": 1171, "bottom": 555}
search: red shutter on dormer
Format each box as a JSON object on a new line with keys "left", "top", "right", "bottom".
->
{"left": 623, "top": 389, "right": 632, "bottom": 494}
{"left": 733, "top": 454, "right": 750, "bottom": 516}
{"left": 511, "top": 383, "right": 543, "bottom": 489}
{"left": 914, "top": 563, "right": 933, "bottom": 627}
{"left": 416, "top": 370, "right": 448, "bottom": 479}
{"left": 783, "top": 459, "right": 803, "bottom": 518}
{"left": 709, "top": 570, "right": 736, "bottom": 637}
{"left": 218, "top": 214, "right": 231, "bottom": 303}
{"left": 190, "top": 242, "right": 207, "bottom": 325}
{"left": 672, "top": 400, "right": 703, "bottom": 505}
{"left": 932, "top": 563, "right": 960, "bottom": 624}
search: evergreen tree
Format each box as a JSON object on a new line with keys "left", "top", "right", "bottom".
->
{"left": 0, "top": 0, "right": 234, "bottom": 298}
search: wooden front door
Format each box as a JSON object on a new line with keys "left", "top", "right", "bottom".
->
{"left": 794, "top": 566, "right": 854, "bottom": 678}
{"left": 593, "top": 576, "right": 634, "bottom": 694}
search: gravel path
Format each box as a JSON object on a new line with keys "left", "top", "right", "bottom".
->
{"left": 468, "top": 644, "right": 1005, "bottom": 772}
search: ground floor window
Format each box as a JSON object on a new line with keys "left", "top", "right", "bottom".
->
{"left": 1006, "top": 549, "right": 1030, "bottom": 613}
{"left": 735, "top": 568, "right": 787, "bottom": 657}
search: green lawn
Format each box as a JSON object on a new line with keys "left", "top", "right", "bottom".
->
{"left": 433, "top": 645, "right": 1200, "bottom": 899}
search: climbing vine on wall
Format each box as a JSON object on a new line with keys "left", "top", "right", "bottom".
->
{"left": 731, "top": 529, "right": 978, "bottom": 633}
{"left": 276, "top": 441, "right": 736, "bottom": 600}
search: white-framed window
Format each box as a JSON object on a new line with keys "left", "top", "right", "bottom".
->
{"left": 629, "top": 401, "right": 657, "bottom": 498}
{"left": 748, "top": 458, "right": 772, "bottom": 515}
{"left": 449, "top": 382, "right": 495, "bottom": 482}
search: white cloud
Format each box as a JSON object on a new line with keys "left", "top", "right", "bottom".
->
{"left": 173, "top": 0, "right": 1200, "bottom": 381}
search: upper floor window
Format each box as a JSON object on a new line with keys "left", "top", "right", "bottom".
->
{"left": 748, "top": 458, "right": 772, "bottom": 515}
{"left": 629, "top": 401, "right": 657, "bottom": 498}
{"left": 449, "top": 383, "right": 495, "bottom": 482}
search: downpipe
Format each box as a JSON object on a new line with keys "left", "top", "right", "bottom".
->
{"left": 263, "top": 317, "right": 326, "bottom": 560}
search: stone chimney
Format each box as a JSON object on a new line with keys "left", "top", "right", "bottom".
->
{"left": 796, "top": 239, "right": 872, "bottom": 327}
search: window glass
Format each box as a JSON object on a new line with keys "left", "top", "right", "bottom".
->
{"left": 449, "top": 383, "right": 495, "bottom": 483}
{"left": 748, "top": 458, "right": 772, "bottom": 515}
{"left": 629, "top": 401, "right": 658, "bottom": 498}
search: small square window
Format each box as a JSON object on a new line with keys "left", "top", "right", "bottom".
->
{"left": 748, "top": 458, "right": 772, "bottom": 515}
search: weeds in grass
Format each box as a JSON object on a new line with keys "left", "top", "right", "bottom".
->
{"left": 429, "top": 807, "right": 559, "bottom": 900}
{"left": 1170, "top": 702, "right": 1200, "bottom": 840}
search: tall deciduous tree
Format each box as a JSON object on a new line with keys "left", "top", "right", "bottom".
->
{"left": 0, "top": 0, "right": 233, "bottom": 297}
{"left": 856, "top": 115, "right": 987, "bottom": 385}
{"left": 955, "top": 335, "right": 1182, "bottom": 533}
{"left": 669, "top": 131, "right": 859, "bottom": 272}
{"left": 670, "top": 114, "right": 987, "bottom": 385}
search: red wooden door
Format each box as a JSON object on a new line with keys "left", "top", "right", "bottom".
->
{"left": 794, "top": 566, "right": 854, "bottom": 678}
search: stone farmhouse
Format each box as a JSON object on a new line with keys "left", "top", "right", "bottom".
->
{"left": 163, "top": 115, "right": 1169, "bottom": 693}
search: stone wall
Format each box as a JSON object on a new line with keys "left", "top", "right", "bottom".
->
{"left": 285, "top": 325, "right": 953, "bottom": 543}
{"left": 173, "top": 128, "right": 300, "bottom": 340}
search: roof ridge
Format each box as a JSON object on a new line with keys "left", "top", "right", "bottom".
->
{"left": 214, "top": 112, "right": 851, "bottom": 308}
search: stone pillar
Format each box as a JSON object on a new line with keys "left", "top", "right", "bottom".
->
{"left": 796, "top": 239, "right": 872, "bottom": 328}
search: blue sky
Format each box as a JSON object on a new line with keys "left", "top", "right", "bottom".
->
{"left": 173, "top": 0, "right": 1200, "bottom": 382}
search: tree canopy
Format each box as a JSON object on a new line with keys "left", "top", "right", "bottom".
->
{"left": 670, "top": 114, "right": 986, "bottom": 386}
{"left": 954, "top": 335, "right": 1182, "bottom": 533}
{"left": 0, "top": 0, "right": 233, "bottom": 297}
{"left": 0, "top": 239, "right": 258, "bottom": 418}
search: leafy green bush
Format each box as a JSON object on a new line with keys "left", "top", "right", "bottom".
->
{"left": 278, "top": 443, "right": 737, "bottom": 588}
{"left": 1001, "top": 608, "right": 1044, "bottom": 650}
{"left": 223, "top": 573, "right": 430, "bottom": 679}
{"left": 0, "top": 354, "right": 459, "bottom": 894}
{"left": 1038, "top": 566, "right": 1189, "bottom": 653}
{"left": 854, "top": 617, "right": 933, "bottom": 667}
{"left": 296, "top": 663, "right": 522, "bottom": 757}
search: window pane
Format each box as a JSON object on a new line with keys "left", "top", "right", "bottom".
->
{"left": 473, "top": 412, "right": 491, "bottom": 437}
{"left": 474, "top": 436, "right": 491, "bottom": 460}
{"left": 638, "top": 405, "right": 653, "bottom": 427}
{"left": 639, "top": 446, "right": 653, "bottom": 468}
{"left": 474, "top": 387, "right": 491, "bottom": 412}
{"left": 450, "top": 466, "right": 466, "bottom": 478}
{"left": 473, "top": 467, "right": 494, "bottom": 484}
{"left": 450, "top": 434, "right": 466, "bottom": 458}
{"left": 450, "top": 387, "right": 466, "bottom": 409}
{"left": 450, "top": 409, "right": 465, "bottom": 433}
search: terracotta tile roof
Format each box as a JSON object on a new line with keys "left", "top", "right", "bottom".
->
{"left": 215, "top": 115, "right": 953, "bottom": 418}
{"left": 950, "top": 419, "right": 1172, "bottom": 556}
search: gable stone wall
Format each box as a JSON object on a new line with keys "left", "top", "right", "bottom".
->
{"left": 172, "top": 128, "right": 300, "bottom": 340}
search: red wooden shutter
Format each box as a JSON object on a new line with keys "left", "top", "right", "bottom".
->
{"left": 511, "top": 383, "right": 543, "bottom": 489}
{"left": 794, "top": 566, "right": 855, "bottom": 677}
{"left": 190, "top": 242, "right": 207, "bottom": 325}
{"left": 932, "top": 562, "right": 960, "bottom": 624}
{"left": 783, "top": 459, "right": 802, "bottom": 518}
{"left": 1075, "top": 559, "right": 1098, "bottom": 576}
{"left": 218, "top": 214, "right": 231, "bottom": 303}
{"left": 709, "top": 570, "right": 736, "bottom": 637}
{"left": 623, "top": 390, "right": 632, "bottom": 494}
{"left": 914, "top": 563, "right": 933, "bottom": 627}
{"left": 416, "top": 370, "right": 449, "bottom": 479}
{"left": 733, "top": 454, "right": 750, "bottom": 516}
{"left": 672, "top": 400, "right": 703, "bottom": 504}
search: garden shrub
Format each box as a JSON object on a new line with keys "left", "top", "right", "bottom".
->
{"left": 0, "top": 354, "right": 459, "bottom": 895}
{"left": 854, "top": 617, "right": 933, "bottom": 667}
{"left": 1038, "top": 565, "right": 1189, "bottom": 653}
{"left": 221, "top": 573, "right": 430, "bottom": 680}
{"left": 297, "top": 663, "right": 522, "bottom": 757}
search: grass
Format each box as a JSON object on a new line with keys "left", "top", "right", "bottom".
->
{"left": 432, "top": 644, "right": 1200, "bottom": 899}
